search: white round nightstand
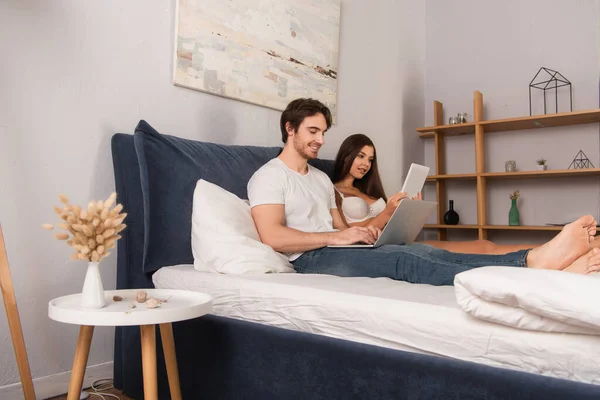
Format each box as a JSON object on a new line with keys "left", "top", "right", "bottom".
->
{"left": 48, "top": 289, "right": 213, "bottom": 400}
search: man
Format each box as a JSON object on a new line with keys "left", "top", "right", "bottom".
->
{"left": 248, "top": 98, "right": 600, "bottom": 285}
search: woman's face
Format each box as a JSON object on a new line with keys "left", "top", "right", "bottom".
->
{"left": 348, "top": 145, "right": 375, "bottom": 180}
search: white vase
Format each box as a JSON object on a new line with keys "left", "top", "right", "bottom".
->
{"left": 81, "top": 262, "right": 106, "bottom": 308}
{"left": 537, "top": 164, "right": 547, "bottom": 171}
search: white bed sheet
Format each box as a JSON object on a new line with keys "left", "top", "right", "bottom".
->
{"left": 153, "top": 265, "right": 600, "bottom": 385}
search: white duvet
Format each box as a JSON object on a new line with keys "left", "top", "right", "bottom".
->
{"left": 455, "top": 266, "right": 600, "bottom": 335}
{"left": 154, "top": 264, "right": 600, "bottom": 385}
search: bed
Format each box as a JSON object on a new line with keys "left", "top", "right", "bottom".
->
{"left": 111, "top": 120, "right": 600, "bottom": 399}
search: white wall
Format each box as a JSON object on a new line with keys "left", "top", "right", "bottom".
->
{"left": 326, "top": 1, "right": 425, "bottom": 195}
{"left": 423, "top": 0, "right": 600, "bottom": 242}
{"left": 0, "top": 0, "right": 425, "bottom": 390}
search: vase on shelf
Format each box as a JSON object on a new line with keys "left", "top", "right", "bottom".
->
{"left": 81, "top": 262, "right": 106, "bottom": 309}
{"left": 443, "top": 200, "right": 460, "bottom": 225}
{"left": 508, "top": 199, "right": 520, "bottom": 226}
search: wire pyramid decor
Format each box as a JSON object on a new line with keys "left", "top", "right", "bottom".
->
{"left": 568, "top": 150, "right": 594, "bottom": 169}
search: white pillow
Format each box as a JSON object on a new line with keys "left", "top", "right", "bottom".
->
{"left": 191, "top": 179, "right": 294, "bottom": 274}
{"left": 454, "top": 266, "right": 600, "bottom": 334}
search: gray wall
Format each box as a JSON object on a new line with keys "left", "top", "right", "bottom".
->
{"left": 0, "top": 0, "right": 424, "bottom": 389}
{"left": 423, "top": 0, "right": 600, "bottom": 243}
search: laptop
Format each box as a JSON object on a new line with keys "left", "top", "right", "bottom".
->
{"left": 328, "top": 199, "right": 437, "bottom": 248}
{"left": 328, "top": 163, "right": 435, "bottom": 248}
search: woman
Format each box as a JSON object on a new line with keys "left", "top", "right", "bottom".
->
{"left": 333, "top": 134, "right": 538, "bottom": 255}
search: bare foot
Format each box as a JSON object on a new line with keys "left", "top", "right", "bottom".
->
{"left": 526, "top": 215, "right": 596, "bottom": 270}
{"left": 563, "top": 248, "right": 600, "bottom": 274}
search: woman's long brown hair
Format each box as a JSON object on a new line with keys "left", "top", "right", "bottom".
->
{"left": 333, "top": 134, "right": 387, "bottom": 202}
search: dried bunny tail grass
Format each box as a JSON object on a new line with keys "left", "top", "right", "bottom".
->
{"left": 45, "top": 192, "right": 127, "bottom": 262}
{"left": 102, "top": 228, "right": 116, "bottom": 239}
{"left": 111, "top": 204, "right": 123, "bottom": 215}
{"left": 81, "top": 225, "right": 93, "bottom": 237}
{"left": 104, "top": 192, "right": 117, "bottom": 209}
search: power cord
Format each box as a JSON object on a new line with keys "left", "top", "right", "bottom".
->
{"left": 80, "top": 378, "right": 121, "bottom": 400}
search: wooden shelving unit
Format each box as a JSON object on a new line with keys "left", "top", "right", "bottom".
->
{"left": 418, "top": 91, "right": 600, "bottom": 240}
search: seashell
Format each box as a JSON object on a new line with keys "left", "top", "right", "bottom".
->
{"left": 136, "top": 291, "right": 147, "bottom": 303}
{"left": 145, "top": 298, "right": 160, "bottom": 309}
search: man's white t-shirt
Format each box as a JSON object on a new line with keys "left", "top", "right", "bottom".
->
{"left": 247, "top": 158, "right": 337, "bottom": 261}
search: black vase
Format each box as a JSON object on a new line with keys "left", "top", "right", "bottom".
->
{"left": 443, "top": 200, "right": 460, "bottom": 225}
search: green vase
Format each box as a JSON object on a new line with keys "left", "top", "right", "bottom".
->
{"left": 509, "top": 198, "right": 520, "bottom": 226}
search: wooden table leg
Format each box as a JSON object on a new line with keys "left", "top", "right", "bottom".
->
{"left": 0, "top": 225, "right": 36, "bottom": 400}
{"left": 160, "top": 323, "right": 182, "bottom": 400}
{"left": 67, "top": 325, "right": 94, "bottom": 400}
{"left": 140, "top": 324, "right": 158, "bottom": 400}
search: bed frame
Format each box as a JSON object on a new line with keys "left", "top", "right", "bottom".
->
{"left": 111, "top": 127, "right": 600, "bottom": 399}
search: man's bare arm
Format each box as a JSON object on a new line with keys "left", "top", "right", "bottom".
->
{"left": 331, "top": 208, "right": 348, "bottom": 230}
{"left": 251, "top": 204, "right": 377, "bottom": 253}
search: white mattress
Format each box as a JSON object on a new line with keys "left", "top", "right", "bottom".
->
{"left": 153, "top": 265, "right": 600, "bottom": 385}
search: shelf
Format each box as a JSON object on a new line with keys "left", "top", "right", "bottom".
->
{"left": 480, "top": 109, "right": 600, "bottom": 133}
{"left": 418, "top": 92, "right": 600, "bottom": 242}
{"left": 417, "top": 109, "right": 600, "bottom": 138}
{"left": 480, "top": 168, "right": 600, "bottom": 179}
{"left": 424, "top": 224, "right": 563, "bottom": 231}
{"left": 424, "top": 224, "right": 479, "bottom": 229}
{"left": 426, "top": 173, "right": 478, "bottom": 181}
{"left": 417, "top": 123, "right": 475, "bottom": 138}
{"left": 483, "top": 225, "right": 563, "bottom": 231}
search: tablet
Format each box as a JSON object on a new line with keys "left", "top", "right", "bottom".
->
{"left": 400, "top": 163, "right": 430, "bottom": 198}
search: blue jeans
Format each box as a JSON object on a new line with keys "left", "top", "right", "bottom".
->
{"left": 292, "top": 243, "right": 530, "bottom": 286}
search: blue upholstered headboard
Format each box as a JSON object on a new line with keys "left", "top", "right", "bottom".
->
{"left": 111, "top": 120, "right": 334, "bottom": 289}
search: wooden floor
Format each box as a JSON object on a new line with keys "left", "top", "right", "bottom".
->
{"left": 46, "top": 387, "right": 135, "bottom": 400}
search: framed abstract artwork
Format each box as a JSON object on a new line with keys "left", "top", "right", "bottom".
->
{"left": 173, "top": 0, "right": 341, "bottom": 117}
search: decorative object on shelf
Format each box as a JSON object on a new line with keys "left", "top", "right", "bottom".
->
{"left": 43, "top": 192, "right": 127, "bottom": 308}
{"left": 443, "top": 200, "right": 460, "bottom": 225}
{"left": 508, "top": 190, "right": 520, "bottom": 226}
{"left": 568, "top": 150, "right": 595, "bottom": 169}
{"left": 505, "top": 160, "right": 517, "bottom": 172}
{"left": 536, "top": 157, "right": 547, "bottom": 171}
{"left": 173, "top": 0, "right": 341, "bottom": 118}
{"left": 457, "top": 113, "right": 468, "bottom": 123}
{"left": 529, "top": 67, "right": 572, "bottom": 116}
{"left": 449, "top": 116, "right": 457, "bottom": 125}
